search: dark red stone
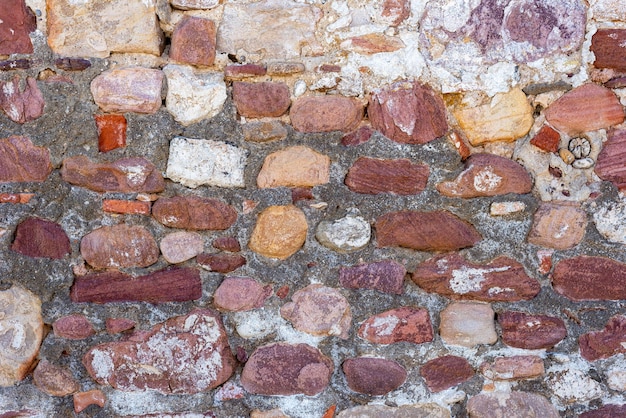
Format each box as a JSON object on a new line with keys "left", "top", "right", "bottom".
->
{"left": 0, "top": 0, "right": 36, "bottom": 54}
{"left": 596, "top": 129, "right": 626, "bottom": 191}
{"left": 232, "top": 82, "right": 291, "bottom": 118}
{"left": 276, "top": 285, "right": 290, "bottom": 299}
{"left": 592, "top": 29, "right": 626, "bottom": 71}
{"left": 224, "top": 64, "right": 267, "bottom": 79}
{"left": 95, "top": 114, "right": 127, "bottom": 153}
{"left": 499, "top": 311, "right": 567, "bottom": 349}
{"left": 579, "top": 315, "right": 626, "bottom": 361}
{"left": 0, "top": 136, "right": 51, "bottom": 182}
{"left": 70, "top": 267, "right": 202, "bottom": 304}
{"left": 345, "top": 157, "right": 429, "bottom": 195}
{"left": 0, "top": 76, "right": 45, "bottom": 124}
{"left": 54, "top": 58, "right": 91, "bottom": 71}
{"left": 291, "top": 187, "right": 314, "bottom": 203}
{"left": 80, "top": 224, "right": 159, "bottom": 269}
{"left": 11, "top": 217, "right": 70, "bottom": 259}
{"left": 341, "top": 125, "right": 373, "bottom": 146}
{"left": 530, "top": 125, "right": 561, "bottom": 153}
{"left": 212, "top": 237, "right": 240, "bottom": 252}
{"left": 580, "top": 405, "right": 626, "bottom": 418}
{"left": 152, "top": 196, "right": 237, "bottom": 230}
{"left": 0, "top": 59, "right": 31, "bottom": 70}
{"left": 53, "top": 314, "right": 95, "bottom": 340}
{"left": 213, "top": 277, "right": 272, "bottom": 312}
{"left": 170, "top": 16, "right": 216, "bottom": 66}
{"left": 552, "top": 256, "right": 626, "bottom": 301}
{"left": 106, "top": 318, "right": 136, "bottom": 334}
{"left": 339, "top": 260, "right": 406, "bottom": 294}
{"left": 358, "top": 307, "right": 433, "bottom": 345}
{"left": 420, "top": 355, "right": 474, "bottom": 392}
{"left": 343, "top": 357, "right": 407, "bottom": 395}
{"left": 197, "top": 253, "right": 246, "bottom": 273}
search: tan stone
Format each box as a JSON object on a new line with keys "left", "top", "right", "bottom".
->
{"left": 454, "top": 88, "right": 533, "bottom": 146}
{"left": 257, "top": 146, "right": 330, "bottom": 188}
{"left": 90, "top": 67, "right": 164, "bottom": 114}
{"left": 439, "top": 302, "right": 497, "bottom": 347}
{"left": 527, "top": 203, "right": 587, "bottom": 250}
{"left": 249, "top": 205, "right": 308, "bottom": 259}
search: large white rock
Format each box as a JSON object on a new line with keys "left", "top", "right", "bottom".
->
{"left": 315, "top": 214, "right": 371, "bottom": 252}
{"left": 166, "top": 137, "right": 247, "bottom": 188}
{"left": 593, "top": 198, "right": 626, "bottom": 245}
{"left": 163, "top": 65, "right": 227, "bottom": 126}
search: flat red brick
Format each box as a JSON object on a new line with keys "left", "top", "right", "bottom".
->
{"left": 530, "top": 125, "right": 561, "bottom": 153}
{"left": 95, "top": 114, "right": 127, "bottom": 153}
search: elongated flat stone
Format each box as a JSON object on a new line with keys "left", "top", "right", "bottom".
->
{"left": 591, "top": 29, "right": 626, "bottom": 71}
{"left": 440, "top": 302, "right": 497, "bottom": 347}
{"left": 0, "top": 136, "right": 51, "bottom": 183}
{"left": 480, "top": 356, "right": 545, "bottom": 381}
{"left": 257, "top": 146, "right": 330, "bottom": 188}
{"left": 358, "top": 307, "right": 433, "bottom": 345}
{"left": 343, "top": 357, "right": 406, "bottom": 395}
{"left": 213, "top": 277, "right": 272, "bottom": 312}
{"left": 337, "top": 404, "right": 450, "bottom": 418}
{"left": 499, "top": 311, "right": 566, "bottom": 349}
{"left": 552, "top": 256, "right": 626, "bottom": 301}
{"left": 596, "top": 129, "right": 626, "bottom": 191}
{"left": 345, "top": 157, "right": 429, "bottom": 195}
{"left": 197, "top": 253, "right": 246, "bottom": 273}
{"left": 53, "top": 314, "right": 94, "bottom": 340}
{"left": 233, "top": 82, "right": 291, "bottom": 118}
{"left": 12, "top": 217, "right": 70, "bottom": 259}
{"left": 90, "top": 68, "right": 163, "bottom": 114}
{"left": 152, "top": 196, "right": 237, "bottom": 230}
{"left": 579, "top": 315, "right": 626, "bottom": 361}
{"left": 249, "top": 205, "right": 307, "bottom": 259}
{"left": 0, "top": 76, "right": 45, "bottom": 124}
{"left": 80, "top": 224, "right": 159, "bottom": 269}
{"left": 0, "top": 0, "right": 36, "bottom": 54}
{"left": 290, "top": 96, "right": 363, "bottom": 133}
{"left": 468, "top": 392, "right": 559, "bottom": 418}
{"left": 420, "top": 355, "right": 473, "bottom": 392}
{"left": 527, "top": 203, "right": 587, "bottom": 250}
{"left": 339, "top": 260, "right": 405, "bottom": 294}
{"left": 412, "top": 253, "right": 540, "bottom": 302}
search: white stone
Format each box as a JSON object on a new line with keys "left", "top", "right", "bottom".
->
{"left": 170, "top": 0, "right": 219, "bottom": 10}
{"left": 315, "top": 214, "right": 371, "bottom": 252}
{"left": 163, "top": 65, "right": 227, "bottom": 126}
{"left": 593, "top": 198, "right": 626, "bottom": 244}
{"left": 160, "top": 231, "right": 204, "bottom": 264}
{"left": 591, "top": 0, "right": 626, "bottom": 22}
{"left": 607, "top": 367, "right": 626, "bottom": 391}
{"left": 490, "top": 201, "right": 526, "bottom": 216}
{"left": 166, "top": 137, "right": 247, "bottom": 188}
{"left": 549, "top": 367, "right": 603, "bottom": 403}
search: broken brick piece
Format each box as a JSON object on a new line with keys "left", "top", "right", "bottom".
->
{"left": 95, "top": 114, "right": 127, "bottom": 153}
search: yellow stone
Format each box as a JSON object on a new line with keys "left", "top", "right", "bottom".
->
{"left": 454, "top": 88, "right": 534, "bottom": 146}
{"left": 249, "top": 205, "right": 308, "bottom": 259}
{"left": 257, "top": 146, "right": 330, "bottom": 188}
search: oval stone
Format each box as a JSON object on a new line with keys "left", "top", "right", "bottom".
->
{"left": 152, "top": 196, "right": 237, "bottom": 230}
{"left": 420, "top": 355, "right": 474, "bottom": 392}
{"left": 248, "top": 205, "right": 308, "bottom": 259}
{"left": 345, "top": 157, "right": 430, "bottom": 195}
{"left": 33, "top": 360, "right": 79, "bottom": 397}
{"left": 160, "top": 231, "right": 204, "bottom": 264}
{"left": 358, "top": 307, "right": 433, "bottom": 345}
{"left": 579, "top": 315, "right": 626, "bottom": 361}
{"left": 343, "top": 357, "right": 407, "bottom": 395}
{"left": 53, "top": 314, "right": 95, "bottom": 340}
{"left": 290, "top": 96, "right": 363, "bottom": 133}
{"left": 214, "top": 277, "right": 272, "bottom": 312}
{"left": 232, "top": 81, "right": 291, "bottom": 118}
{"left": 499, "top": 311, "right": 567, "bottom": 349}
{"left": 467, "top": 392, "right": 559, "bottom": 418}
{"left": 80, "top": 224, "right": 159, "bottom": 269}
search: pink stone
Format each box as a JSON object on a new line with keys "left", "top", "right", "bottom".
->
{"left": 381, "top": 0, "right": 410, "bottom": 26}
{"left": 339, "top": 260, "right": 406, "bottom": 294}
{"left": 33, "top": 360, "right": 79, "bottom": 397}
{"left": 596, "top": 129, "right": 626, "bottom": 191}
{"left": 467, "top": 392, "right": 559, "bottom": 418}
{"left": 232, "top": 82, "right": 291, "bottom": 118}
{"left": 290, "top": 96, "right": 363, "bottom": 133}
{"left": 170, "top": 16, "right": 216, "bottom": 66}
{"left": 341, "top": 125, "right": 373, "bottom": 147}
{"left": 53, "top": 314, "right": 95, "bottom": 340}
{"left": 212, "top": 237, "right": 240, "bottom": 252}
{"left": 152, "top": 196, "right": 237, "bottom": 230}
{"left": 345, "top": 157, "right": 429, "bottom": 195}
{"left": 343, "top": 357, "right": 407, "bottom": 395}
{"left": 439, "top": 302, "right": 497, "bottom": 347}
{"left": 579, "top": 315, "right": 626, "bottom": 361}
{"left": 11, "top": 217, "right": 70, "bottom": 259}
{"left": 499, "top": 311, "right": 567, "bottom": 349}
{"left": 80, "top": 224, "right": 159, "bottom": 269}
{"left": 420, "top": 355, "right": 474, "bottom": 392}
{"left": 0, "top": 76, "right": 45, "bottom": 124}
{"left": 213, "top": 277, "right": 272, "bottom": 312}
{"left": 480, "top": 356, "right": 545, "bottom": 381}
{"left": 160, "top": 231, "right": 204, "bottom": 264}
{"left": 90, "top": 67, "right": 164, "bottom": 114}
{"left": 106, "top": 318, "right": 136, "bottom": 334}
{"left": 0, "top": 136, "right": 51, "bottom": 182}
{"left": 197, "top": 253, "right": 246, "bottom": 273}
{"left": 527, "top": 202, "right": 587, "bottom": 250}
{"left": 358, "top": 307, "right": 433, "bottom": 345}
{"left": 0, "top": 0, "right": 36, "bottom": 54}
{"left": 224, "top": 63, "right": 267, "bottom": 79}
{"left": 552, "top": 256, "right": 626, "bottom": 301}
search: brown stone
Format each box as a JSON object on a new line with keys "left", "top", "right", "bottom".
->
{"left": 344, "top": 34, "right": 405, "bottom": 54}
{"left": 233, "top": 82, "right": 291, "bottom": 118}
{"left": 0, "top": 193, "right": 34, "bottom": 204}
{"left": 580, "top": 405, "right": 626, "bottom": 418}
{"left": 0, "top": 59, "right": 31, "bottom": 70}
{"left": 553, "top": 256, "right": 626, "bottom": 301}
{"left": 0, "top": 0, "right": 36, "bottom": 54}
{"left": 95, "top": 114, "right": 127, "bottom": 153}
{"left": 530, "top": 125, "right": 561, "bottom": 153}
{"left": 240, "top": 342, "right": 333, "bottom": 396}
{"left": 381, "top": 0, "right": 410, "bottom": 25}
{"left": 61, "top": 156, "right": 165, "bottom": 193}
{"left": 343, "top": 357, "right": 407, "bottom": 395}
{"left": 249, "top": 205, "right": 308, "bottom": 259}
{"left": 11, "top": 217, "right": 70, "bottom": 260}
{"left": 420, "top": 355, "right": 474, "bottom": 392}
{"left": 290, "top": 96, "right": 363, "bottom": 133}
{"left": 73, "top": 390, "right": 106, "bottom": 413}
{"left": 257, "top": 146, "right": 330, "bottom": 188}
{"left": 152, "top": 196, "right": 237, "bottom": 230}
{"left": 54, "top": 58, "right": 91, "bottom": 71}
{"left": 369, "top": 81, "right": 448, "bottom": 145}
{"left": 358, "top": 307, "right": 433, "bottom": 345}
{"left": 0, "top": 76, "right": 45, "bottom": 124}
{"left": 197, "top": 253, "right": 246, "bottom": 273}
{"left": 579, "top": 315, "right": 626, "bottom": 361}
{"left": 480, "top": 356, "right": 545, "bottom": 381}
{"left": 160, "top": 231, "right": 204, "bottom": 264}
{"left": 292, "top": 187, "right": 314, "bottom": 203}
{"left": 213, "top": 277, "right": 272, "bottom": 312}
{"left": 467, "top": 392, "right": 559, "bottom": 418}
{"left": 437, "top": 153, "right": 532, "bottom": 198}
{"left": 33, "top": 360, "right": 79, "bottom": 397}
{"left": 224, "top": 64, "right": 267, "bottom": 79}
{"left": 544, "top": 84, "right": 624, "bottom": 135}
{"left": 80, "top": 224, "right": 159, "bottom": 269}
{"left": 591, "top": 29, "right": 626, "bottom": 71}
{"left": 0, "top": 136, "right": 51, "bottom": 183}
{"left": 71, "top": 267, "right": 202, "bottom": 304}
{"left": 53, "top": 314, "right": 95, "bottom": 340}
{"left": 212, "top": 237, "right": 240, "bottom": 252}
{"left": 527, "top": 203, "right": 587, "bottom": 250}
{"left": 90, "top": 68, "right": 164, "bottom": 114}
{"left": 83, "top": 309, "right": 236, "bottom": 394}
{"left": 375, "top": 210, "right": 481, "bottom": 252}
{"left": 341, "top": 125, "right": 373, "bottom": 147}
{"left": 242, "top": 120, "right": 288, "bottom": 143}
{"left": 170, "top": 17, "right": 216, "bottom": 66}
{"left": 102, "top": 199, "right": 151, "bottom": 215}
{"left": 339, "top": 260, "right": 406, "bottom": 294}
{"left": 412, "top": 253, "right": 540, "bottom": 302}
{"left": 105, "top": 318, "right": 136, "bottom": 334}
{"left": 499, "top": 311, "right": 567, "bottom": 349}
{"left": 596, "top": 129, "right": 626, "bottom": 191}
{"left": 345, "top": 157, "right": 429, "bottom": 195}
{"left": 440, "top": 302, "right": 497, "bottom": 347}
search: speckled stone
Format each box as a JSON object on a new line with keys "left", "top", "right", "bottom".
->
{"left": 580, "top": 405, "right": 626, "bottom": 418}
{"left": 0, "top": 136, "right": 52, "bottom": 182}
{"left": 249, "top": 205, "right": 308, "bottom": 259}
{"left": 90, "top": 67, "right": 163, "bottom": 114}
{"left": 160, "top": 231, "right": 204, "bottom": 264}
{"left": 420, "top": 355, "right": 474, "bottom": 392}
{"left": 233, "top": 82, "right": 291, "bottom": 118}
{"left": 337, "top": 404, "right": 450, "bottom": 418}
{"left": 214, "top": 277, "right": 272, "bottom": 312}
{"left": 170, "top": 17, "right": 216, "bottom": 66}
{"left": 358, "top": 307, "right": 433, "bottom": 345}
{"left": 290, "top": 96, "right": 363, "bottom": 133}
{"left": 343, "top": 357, "right": 407, "bottom": 395}
{"left": 80, "top": 224, "right": 158, "bottom": 269}
{"left": 212, "top": 237, "right": 240, "bottom": 252}
{"left": 527, "top": 203, "right": 587, "bottom": 250}
{"left": 257, "top": 146, "right": 330, "bottom": 188}
{"left": 552, "top": 256, "right": 626, "bottom": 301}
{"left": 11, "top": 217, "right": 70, "bottom": 260}
{"left": 439, "top": 302, "right": 497, "bottom": 347}
{"left": 339, "top": 260, "right": 405, "bottom": 294}
{"left": 242, "top": 120, "right": 289, "bottom": 143}
{"left": 33, "top": 360, "right": 79, "bottom": 397}
{"left": 0, "top": 76, "right": 45, "bottom": 124}
{"left": 467, "top": 392, "right": 559, "bottom": 418}
{"left": 316, "top": 214, "right": 371, "bottom": 253}
{"left": 499, "top": 311, "right": 566, "bottom": 349}
{"left": 345, "top": 157, "right": 429, "bottom": 195}
{"left": 152, "top": 196, "right": 237, "bottom": 230}
{"left": 53, "top": 314, "right": 95, "bottom": 340}
{"left": 480, "top": 356, "right": 545, "bottom": 381}
{"left": 579, "top": 315, "right": 626, "bottom": 361}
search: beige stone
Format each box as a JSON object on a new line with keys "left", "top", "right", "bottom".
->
{"left": 91, "top": 67, "right": 164, "bottom": 114}
{"left": 527, "top": 203, "right": 587, "bottom": 250}
{"left": 454, "top": 88, "right": 534, "bottom": 146}
{"left": 440, "top": 302, "right": 497, "bottom": 347}
{"left": 257, "top": 146, "right": 330, "bottom": 188}
{"left": 249, "top": 205, "right": 308, "bottom": 259}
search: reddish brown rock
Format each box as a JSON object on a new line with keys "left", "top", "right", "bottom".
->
{"left": 212, "top": 237, "right": 240, "bottom": 252}
{"left": 213, "top": 277, "right": 272, "bottom": 312}
{"left": 240, "top": 342, "right": 333, "bottom": 396}
{"left": 437, "top": 154, "right": 533, "bottom": 198}
{"left": 290, "top": 96, "right": 363, "bottom": 133}
{"left": 480, "top": 356, "right": 545, "bottom": 381}
{"left": 292, "top": 187, "right": 314, "bottom": 203}
{"left": 375, "top": 210, "right": 481, "bottom": 252}
{"left": 102, "top": 199, "right": 151, "bottom": 215}
{"left": 80, "top": 224, "right": 159, "bottom": 269}
{"left": 170, "top": 16, "right": 216, "bottom": 66}
{"left": 381, "top": 0, "right": 410, "bottom": 25}
{"left": 499, "top": 311, "right": 567, "bottom": 349}
{"left": 61, "top": 156, "right": 165, "bottom": 193}
{"left": 358, "top": 307, "right": 433, "bottom": 345}
{"left": 33, "top": 360, "right": 79, "bottom": 397}
{"left": 11, "top": 217, "right": 70, "bottom": 259}
{"left": 412, "top": 253, "right": 540, "bottom": 302}
{"left": 0, "top": 0, "right": 36, "bottom": 54}
{"left": 105, "top": 318, "right": 136, "bottom": 334}
{"left": 95, "top": 114, "right": 127, "bottom": 153}
{"left": 73, "top": 390, "right": 106, "bottom": 413}
{"left": 343, "top": 357, "right": 407, "bottom": 395}
{"left": 232, "top": 82, "right": 291, "bottom": 118}
{"left": 152, "top": 196, "right": 237, "bottom": 230}
{"left": 0, "top": 76, "right": 45, "bottom": 124}
{"left": 591, "top": 29, "right": 626, "bottom": 71}
{"left": 552, "top": 256, "right": 626, "bottom": 301}
{"left": 339, "top": 260, "right": 406, "bottom": 294}
{"left": 527, "top": 203, "right": 587, "bottom": 250}
{"left": 580, "top": 405, "right": 626, "bottom": 418}
{"left": 0, "top": 136, "right": 52, "bottom": 182}
{"left": 420, "top": 355, "right": 474, "bottom": 392}
{"left": 467, "top": 392, "right": 559, "bottom": 418}
{"left": 596, "top": 129, "right": 626, "bottom": 191}
{"left": 544, "top": 84, "right": 624, "bottom": 135}
{"left": 242, "top": 120, "right": 288, "bottom": 143}
{"left": 368, "top": 81, "right": 448, "bottom": 145}
{"left": 53, "top": 314, "right": 95, "bottom": 340}
{"left": 530, "top": 125, "right": 561, "bottom": 153}
{"left": 70, "top": 267, "right": 202, "bottom": 304}
{"left": 54, "top": 57, "right": 91, "bottom": 71}
{"left": 83, "top": 309, "right": 236, "bottom": 394}
{"left": 345, "top": 157, "right": 429, "bottom": 195}
{"left": 341, "top": 125, "right": 373, "bottom": 146}
{"left": 224, "top": 64, "right": 267, "bottom": 79}
{"left": 579, "top": 315, "right": 626, "bottom": 361}
{"left": 197, "top": 253, "right": 246, "bottom": 273}
{"left": 90, "top": 68, "right": 164, "bottom": 114}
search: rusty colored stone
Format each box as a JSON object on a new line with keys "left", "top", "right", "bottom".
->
{"left": 212, "top": 237, "right": 240, "bottom": 252}
{"left": 343, "top": 357, "right": 407, "bottom": 395}
{"left": 375, "top": 210, "right": 481, "bottom": 252}
{"left": 232, "top": 82, "right": 291, "bottom": 118}
{"left": 197, "top": 253, "right": 246, "bottom": 273}
{"left": 213, "top": 277, "right": 272, "bottom": 312}
{"left": 11, "top": 217, "right": 70, "bottom": 260}
{"left": 70, "top": 267, "right": 202, "bottom": 304}
{"left": 102, "top": 199, "right": 151, "bottom": 215}
{"left": 73, "top": 390, "right": 106, "bottom": 413}
{"left": 95, "top": 114, "right": 127, "bottom": 153}
{"left": 242, "top": 120, "right": 288, "bottom": 143}
{"left": 499, "top": 311, "right": 567, "bottom": 349}
{"left": 530, "top": 125, "right": 561, "bottom": 153}
{"left": 249, "top": 205, "right": 308, "bottom": 260}
{"left": 579, "top": 315, "right": 626, "bottom": 361}
{"left": 257, "top": 146, "right": 330, "bottom": 188}
{"left": 345, "top": 157, "right": 429, "bottom": 195}
{"left": 412, "top": 253, "right": 540, "bottom": 302}
{"left": 591, "top": 29, "right": 626, "bottom": 71}
{"left": 0, "top": 76, "right": 45, "bottom": 124}
{"left": 53, "top": 314, "right": 95, "bottom": 340}
{"left": 553, "top": 256, "right": 626, "bottom": 301}
{"left": 358, "top": 307, "right": 433, "bottom": 345}
{"left": 420, "top": 355, "right": 474, "bottom": 392}
{"left": 0, "top": 136, "right": 51, "bottom": 183}
{"left": 152, "top": 196, "right": 237, "bottom": 230}
{"left": 224, "top": 64, "right": 267, "bottom": 79}
{"left": 90, "top": 67, "right": 163, "bottom": 114}
{"left": 527, "top": 203, "right": 587, "bottom": 250}
{"left": 105, "top": 318, "right": 135, "bottom": 334}
{"left": 33, "top": 360, "right": 79, "bottom": 397}
{"left": 290, "top": 96, "right": 363, "bottom": 133}
{"left": 341, "top": 125, "right": 373, "bottom": 147}
{"left": 596, "top": 129, "right": 626, "bottom": 191}
{"left": 480, "top": 356, "right": 545, "bottom": 381}
{"left": 80, "top": 224, "right": 159, "bottom": 269}
{"left": 170, "top": 16, "right": 216, "bottom": 66}
{"left": 468, "top": 392, "right": 559, "bottom": 418}
{"left": 0, "top": 0, "right": 36, "bottom": 54}
{"left": 339, "top": 260, "right": 405, "bottom": 295}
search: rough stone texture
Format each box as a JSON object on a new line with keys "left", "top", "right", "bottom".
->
{"left": 544, "top": 84, "right": 624, "bottom": 135}
{"left": 579, "top": 315, "right": 626, "bottom": 361}
{"left": 257, "top": 146, "right": 330, "bottom": 188}
{"left": 0, "top": 136, "right": 51, "bottom": 182}
{"left": 212, "top": 237, "right": 241, "bottom": 253}
{"left": 0, "top": 286, "right": 43, "bottom": 387}
{"left": 248, "top": 205, "right": 307, "bottom": 260}
{"left": 213, "top": 277, "right": 272, "bottom": 312}
{"left": 345, "top": 157, "right": 429, "bottom": 195}
{"left": 53, "top": 314, "right": 95, "bottom": 340}
{"left": 242, "top": 120, "right": 289, "bottom": 143}
{"left": 171, "top": 0, "right": 219, "bottom": 10}
{"left": 337, "top": 404, "right": 450, "bottom": 418}
{"left": 343, "top": 357, "right": 407, "bottom": 396}
{"left": 281, "top": 284, "right": 352, "bottom": 339}
{"left": 73, "top": 390, "right": 106, "bottom": 413}
{"left": 420, "top": 355, "right": 474, "bottom": 392}
{"left": 596, "top": 129, "right": 626, "bottom": 191}
{"left": 61, "top": 156, "right": 165, "bottom": 193}
{"left": 339, "top": 260, "right": 405, "bottom": 294}
{"left": 90, "top": 68, "right": 163, "bottom": 114}
{"left": 290, "top": 96, "right": 363, "bottom": 133}
{"left": 80, "top": 224, "right": 159, "bottom": 269}
{"left": 316, "top": 214, "right": 371, "bottom": 252}
{"left": 224, "top": 64, "right": 268, "bottom": 79}
{"left": 152, "top": 195, "right": 237, "bottom": 230}
{"left": 375, "top": 210, "right": 481, "bottom": 251}
{"left": 170, "top": 17, "right": 216, "bottom": 67}
{"left": 467, "top": 392, "right": 559, "bottom": 418}
{"left": 232, "top": 82, "right": 291, "bottom": 118}
{"left": 343, "top": 34, "right": 405, "bottom": 54}
{"left": 341, "top": 125, "right": 373, "bottom": 147}
{"left": 439, "top": 302, "right": 497, "bottom": 347}
{"left": 33, "top": 360, "right": 79, "bottom": 397}
{"left": 0, "top": 76, "right": 45, "bottom": 124}
{"left": 358, "top": 307, "right": 433, "bottom": 345}
{"left": 0, "top": 0, "right": 36, "bottom": 55}
{"left": 368, "top": 81, "right": 448, "bottom": 145}
{"left": 106, "top": 318, "right": 136, "bottom": 334}
{"left": 552, "top": 256, "right": 626, "bottom": 301}
{"left": 240, "top": 342, "right": 333, "bottom": 396}
{"left": 47, "top": 0, "right": 163, "bottom": 58}
{"left": 197, "top": 253, "right": 246, "bottom": 273}
{"left": 581, "top": 405, "right": 626, "bottom": 418}
{"left": 71, "top": 268, "right": 202, "bottom": 304}
{"left": 11, "top": 217, "right": 70, "bottom": 260}
{"left": 160, "top": 231, "right": 204, "bottom": 264}
{"left": 166, "top": 137, "right": 246, "bottom": 188}
{"left": 591, "top": 29, "right": 626, "bottom": 71}
{"left": 527, "top": 203, "right": 588, "bottom": 250}
{"left": 95, "top": 114, "right": 127, "bottom": 153}
{"left": 83, "top": 309, "right": 235, "bottom": 394}
{"left": 480, "top": 356, "right": 545, "bottom": 381}
{"left": 412, "top": 253, "right": 540, "bottom": 302}
{"left": 499, "top": 311, "right": 567, "bottom": 350}
{"left": 437, "top": 153, "right": 533, "bottom": 198}
{"left": 530, "top": 125, "right": 561, "bottom": 153}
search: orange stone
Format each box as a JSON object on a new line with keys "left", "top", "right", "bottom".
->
{"left": 0, "top": 193, "right": 34, "bottom": 203}
{"left": 73, "top": 389, "right": 106, "bottom": 413}
{"left": 530, "top": 125, "right": 561, "bottom": 153}
{"left": 102, "top": 199, "right": 151, "bottom": 215}
{"left": 95, "top": 114, "right": 127, "bottom": 153}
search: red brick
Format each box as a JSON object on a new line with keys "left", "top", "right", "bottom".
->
{"left": 95, "top": 114, "right": 127, "bottom": 153}
{"left": 530, "top": 125, "right": 561, "bottom": 153}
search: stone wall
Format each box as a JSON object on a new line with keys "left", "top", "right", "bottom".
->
{"left": 0, "top": 0, "right": 625, "bottom": 416}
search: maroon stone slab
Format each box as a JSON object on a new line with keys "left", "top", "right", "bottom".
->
{"left": 12, "top": 217, "right": 70, "bottom": 259}
{"left": 232, "top": 82, "right": 291, "bottom": 118}
{"left": 339, "top": 260, "right": 406, "bottom": 294}
{"left": 343, "top": 357, "right": 407, "bottom": 395}
{"left": 420, "top": 355, "right": 474, "bottom": 392}
{"left": 197, "top": 253, "right": 246, "bottom": 273}
{"left": 499, "top": 311, "right": 567, "bottom": 349}
{"left": 152, "top": 196, "right": 237, "bottom": 230}
{"left": 579, "top": 315, "right": 626, "bottom": 361}
{"left": 0, "top": 136, "right": 52, "bottom": 183}
{"left": 591, "top": 29, "right": 626, "bottom": 71}
{"left": 345, "top": 157, "right": 429, "bottom": 195}
{"left": 552, "top": 256, "right": 626, "bottom": 301}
